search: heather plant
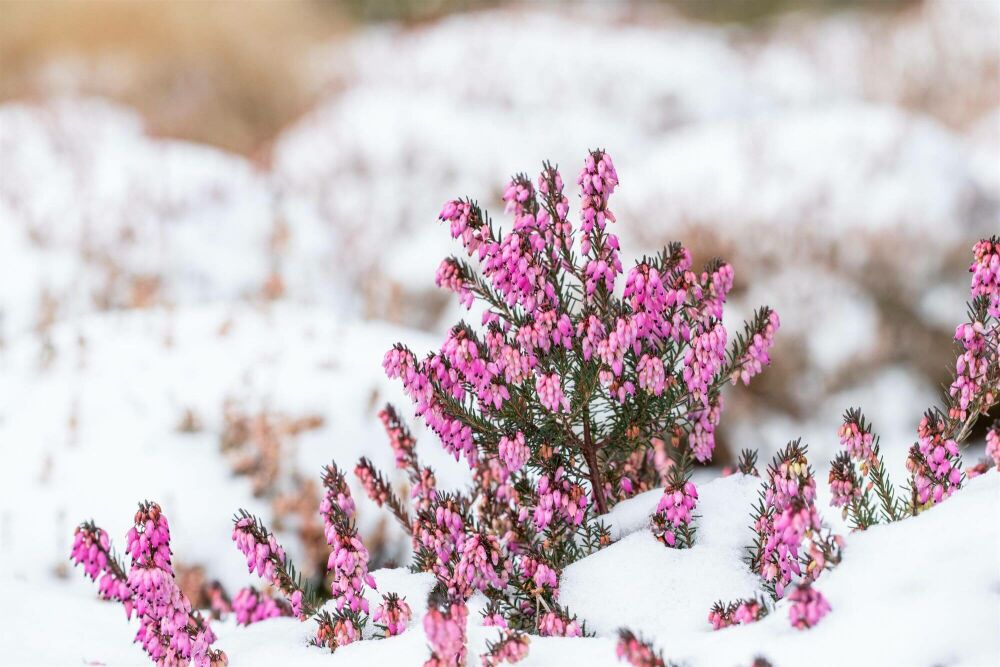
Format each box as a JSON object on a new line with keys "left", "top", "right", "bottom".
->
{"left": 229, "top": 461, "right": 415, "bottom": 651}
{"left": 70, "top": 503, "right": 227, "bottom": 666}
{"left": 362, "top": 149, "right": 778, "bottom": 636}
{"left": 615, "top": 629, "right": 673, "bottom": 667}
{"left": 747, "top": 441, "right": 842, "bottom": 601}
{"left": 828, "top": 237, "right": 1000, "bottom": 527}
{"left": 707, "top": 596, "right": 770, "bottom": 630}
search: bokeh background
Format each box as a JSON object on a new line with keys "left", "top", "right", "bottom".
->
{"left": 1, "top": 0, "right": 997, "bottom": 608}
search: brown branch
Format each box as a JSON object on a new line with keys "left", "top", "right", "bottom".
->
{"left": 581, "top": 404, "right": 608, "bottom": 515}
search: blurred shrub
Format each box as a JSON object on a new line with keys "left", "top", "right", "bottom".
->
{"left": 0, "top": 0, "right": 346, "bottom": 153}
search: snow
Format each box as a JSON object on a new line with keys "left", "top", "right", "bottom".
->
{"left": 0, "top": 304, "right": 469, "bottom": 592}
{"left": 4, "top": 474, "right": 997, "bottom": 665}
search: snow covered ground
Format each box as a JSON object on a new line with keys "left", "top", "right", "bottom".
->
{"left": 4, "top": 473, "right": 997, "bottom": 666}
{"left": 1, "top": 1, "right": 998, "bottom": 664}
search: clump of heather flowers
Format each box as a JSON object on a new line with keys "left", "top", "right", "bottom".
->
{"left": 615, "top": 629, "right": 672, "bottom": 667}
{"left": 787, "top": 583, "right": 830, "bottom": 630}
{"left": 424, "top": 594, "right": 469, "bottom": 667}
{"left": 748, "top": 441, "right": 841, "bottom": 600}
{"left": 481, "top": 631, "right": 530, "bottom": 667}
{"left": 230, "top": 587, "right": 292, "bottom": 625}
{"left": 829, "top": 238, "right": 999, "bottom": 522}
{"left": 230, "top": 461, "right": 412, "bottom": 653}
{"left": 707, "top": 597, "right": 769, "bottom": 630}
{"left": 71, "top": 503, "right": 227, "bottom": 666}
{"left": 986, "top": 420, "right": 1000, "bottom": 470}
{"left": 365, "top": 150, "right": 777, "bottom": 632}
{"left": 373, "top": 592, "right": 413, "bottom": 637}
{"left": 650, "top": 451, "right": 698, "bottom": 548}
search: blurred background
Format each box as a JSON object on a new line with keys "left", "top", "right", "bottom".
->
{"left": 1, "top": 0, "right": 997, "bottom": 608}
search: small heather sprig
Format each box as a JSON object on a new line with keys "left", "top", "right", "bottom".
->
{"left": 480, "top": 631, "right": 530, "bottom": 667}
{"left": 424, "top": 596, "right": 469, "bottom": 667}
{"left": 907, "top": 411, "right": 963, "bottom": 507}
{"left": 970, "top": 236, "right": 1000, "bottom": 318}
{"left": 321, "top": 463, "right": 376, "bottom": 627}
{"left": 231, "top": 587, "right": 292, "bottom": 626}
{"left": 537, "top": 609, "right": 583, "bottom": 638}
{"left": 231, "top": 511, "right": 308, "bottom": 619}
{"left": 650, "top": 479, "right": 697, "bottom": 549}
{"left": 749, "top": 441, "right": 839, "bottom": 599}
{"left": 831, "top": 409, "right": 899, "bottom": 527}
{"left": 986, "top": 420, "right": 1000, "bottom": 470}
{"left": 373, "top": 592, "right": 413, "bottom": 637}
{"left": 70, "top": 521, "right": 133, "bottom": 615}
{"left": 708, "top": 597, "right": 769, "bottom": 630}
{"left": 787, "top": 583, "right": 830, "bottom": 630}
{"left": 355, "top": 456, "right": 412, "bottom": 535}
{"left": 615, "top": 629, "right": 669, "bottom": 667}
{"left": 126, "top": 502, "right": 227, "bottom": 666}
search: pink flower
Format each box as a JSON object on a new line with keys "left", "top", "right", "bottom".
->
{"left": 651, "top": 481, "right": 698, "bottom": 548}
{"left": 321, "top": 464, "right": 376, "bottom": 616}
{"left": 537, "top": 611, "right": 582, "bottom": 637}
{"left": 637, "top": 355, "right": 666, "bottom": 396}
{"left": 535, "top": 373, "right": 570, "bottom": 413}
{"left": 970, "top": 237, "right": 1000, "bottom": 317}
{"left": 788, "top": 583, "right": 830, "bottom": 630}
{"left": 481, "top": 631, "right": 530, "bottom": 667}
{"left": 424, "top": 600, "right": 468, "bottom": 667}
{"left": 231, "top": 587, "right": 290, "bottom": 625}
{"left": 498, "top": 432, "right": 530, "bottom": 475}
{"left": 373, "top": 593, "right": 412, "bottom": 637}
{"left": 986, "top": 421, "right": 1000, "bottom": 469}
{"left": 733, "top": 310, "right": 779, "bottom": 386}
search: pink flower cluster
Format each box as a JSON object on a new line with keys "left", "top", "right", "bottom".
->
{"left": 615, "top": 629, "right": 666, "bottom": 667}
{"left": 838, "top": 416, "right": 875, "bottom": 463}
{"left": 70, "top": 523, "right": 133, "bottom": 613}
{"left": 231, "top": 587, "right": 290, "bottom": 626}
{"left": 950, "top": 321, "right": 994, "bottom": 421}
{"left": 532, "top": 467, "right": 588, "bottom": 530}
{"left": 828, "top": 453, "right": 862, "bottom": 509}
{"left": 787, "top": 583, "right": 830, "bottom": 630}
{"left": 126, "top": 503, "right": 226, "bottom": 666}
{"left": 970, "top": 237, "right": 1000, "bottom": 317}
{"left": 987, "top": 421, "right": 1000, "bottom": 469}
{"left": 733, "top": 310, "right": 780, "bottom": 386}
{"left": 436, "top": 258, "right": 474, "bottom": 309}
{"left": 451, "top": 532, "right": 511, "bottom": 599}
{"left": 373, "top": 593, "right": 412, "bottom": 637}
{"left": 578, "top": 151, "right": 623, "bottom": 296}
{"left": 907, "top": 413, "right": 962, "bottom": 506}
{"left": 535, "top": 372, "right": 570, "bottom": 413}
{"left": 754, "top": 444, "right": 821, "bottom": 598}
{"left": 651, "top": 480, "right": 698, "bottom": 548}
{"left": 537, "top": 610, "right": 583, "bottom": 637}
{"left": 231, "top": 517, "right": 293, "bottom": 603}
{"left": 708, "top": 598, "right": 768, "bottom": 630}
{"left": 321, "top": 464, "right": 377, "bottom": 617}
{"left": 424, "top": 600, "right": 469, "bottom": 667}
{"left": 72, "top": 506, "right": 227, "bottom": 666}
{"left": 498, "top": 432, "right": 530, "bottom": 475}
{"left": 481, "top": 631, "right": 530, "bottom": 667}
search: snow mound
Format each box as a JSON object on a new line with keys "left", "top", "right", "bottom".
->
{"left": 4, "top": 473, "right": 996, "bottom": 665}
